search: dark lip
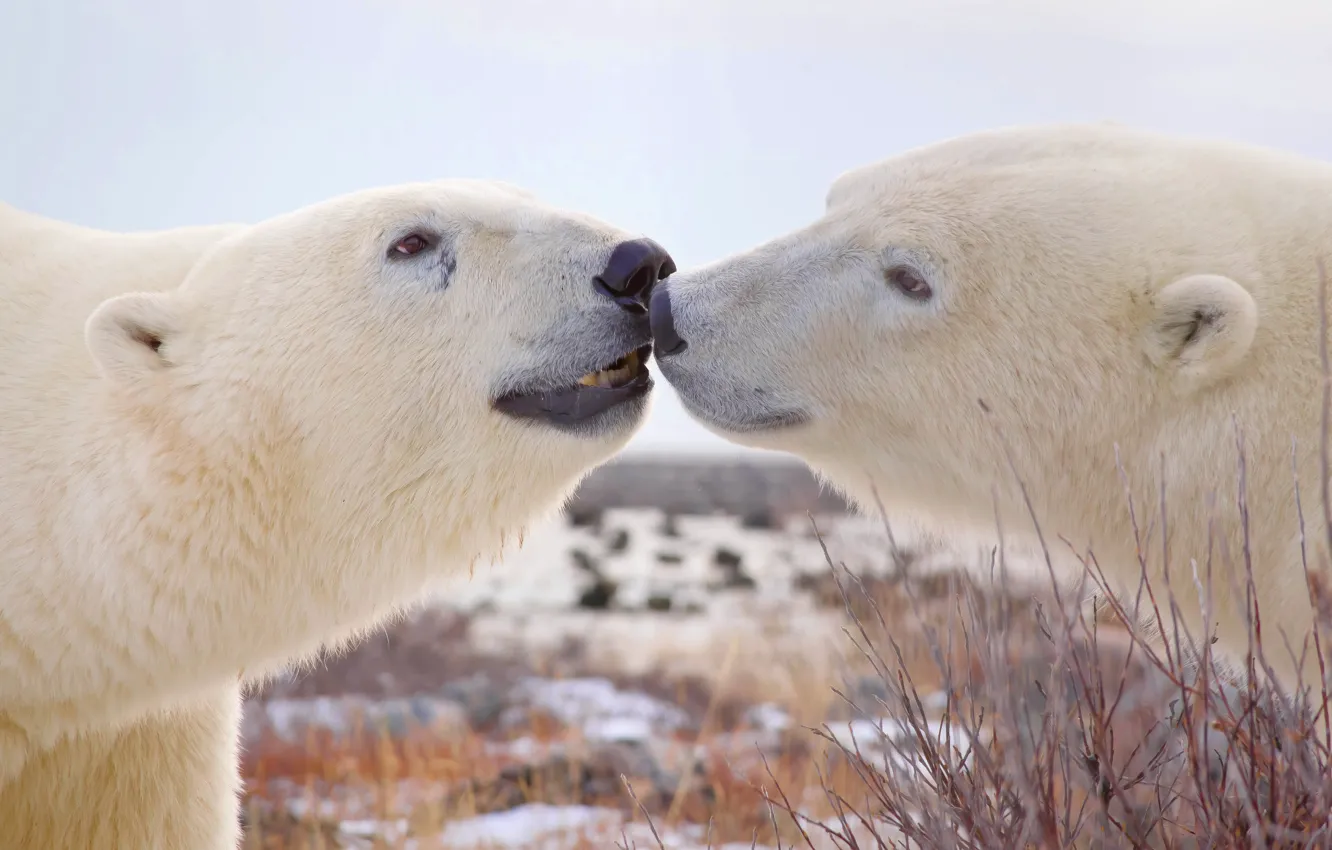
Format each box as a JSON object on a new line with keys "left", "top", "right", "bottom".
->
{"left": 493, "top": 342, "right": 654, "bottom": 425}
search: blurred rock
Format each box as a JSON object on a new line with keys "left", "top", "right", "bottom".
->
{"left": 564, "top": 457, "right": 850, "bottom": 521}
{"left": 437, "top": 672, "right": 510, "bottom": 729}
{"left": 244, "top": 694, "right": 469, "bottom": 743}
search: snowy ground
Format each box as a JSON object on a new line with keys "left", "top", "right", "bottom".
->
{"left": 435, "top": 506, "right": 1040, "bottom": 683}
{"left": 240, "top": 490, "right": 1084, "bottom": 849}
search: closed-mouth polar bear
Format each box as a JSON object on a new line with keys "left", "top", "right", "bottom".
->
{"left": 0, "top": 182, "right": 674, "bottom": 848}
{"left": 651, "top": 122, "right": 1332, "bottom": 693}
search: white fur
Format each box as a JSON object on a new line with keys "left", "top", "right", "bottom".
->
{"left": 0, "top": 181, "right": 655, "bottom": 847}
{"left": 657, "top": 123, "right": 1332, "bottom": 692}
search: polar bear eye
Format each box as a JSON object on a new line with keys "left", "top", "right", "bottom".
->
{"left": 886, "top": 266, "right": 933, "bottom": 301}
{"left": 390, "top": 233, "right": 432, "bottom": 258}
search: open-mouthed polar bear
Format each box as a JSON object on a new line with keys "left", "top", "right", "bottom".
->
{"left": 651, "top": 122, "right": 1332, "bottom": 693}
{"left": 0, "top": 180, "right": 674, "bottom": 848}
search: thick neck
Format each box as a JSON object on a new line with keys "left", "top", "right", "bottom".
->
{"left": 61, "top": 393, "right": 528, "bottom": 701}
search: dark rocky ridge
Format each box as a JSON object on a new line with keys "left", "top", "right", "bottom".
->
{"left": 563, "top": 455, "right": 851, "bottom": 526}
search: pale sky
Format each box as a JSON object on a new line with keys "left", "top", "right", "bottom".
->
{"left": 3, "top": 0, "right": 1330, "bottom": 457}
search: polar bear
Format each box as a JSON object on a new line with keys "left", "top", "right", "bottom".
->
{"left": 0, "top": 182, "right": 674, "bottom": 848}
{"left": 651, "top": 123, "right": 1332, "bottom": 692}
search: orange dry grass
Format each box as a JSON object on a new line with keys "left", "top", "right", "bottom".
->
{"left": 240, "top": 709, "right": 868, "bottom": 848}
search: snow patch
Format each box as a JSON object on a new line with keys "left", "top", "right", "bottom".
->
{"left": 439, "top": 804, "right": 621, "bottom": 848}
{"left": 504, "top": 676, "right": 690, "bottom": 743}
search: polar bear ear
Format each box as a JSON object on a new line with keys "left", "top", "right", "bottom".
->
{"left": 85, "top": 292, "right": 184, "bottom": 384}
{"left": 1143, "top": 274, "right": 1258, "bottom": 391}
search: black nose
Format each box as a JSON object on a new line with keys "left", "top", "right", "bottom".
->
{"left": 593, "top": 238, "right": 677, "bottom": 314}
{"left": 649, "top": 280, "right": 686, "bottom": 357}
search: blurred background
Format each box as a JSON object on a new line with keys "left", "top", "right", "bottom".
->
{"left": 4, "top": 2, "right": 1331, "bottom": 847}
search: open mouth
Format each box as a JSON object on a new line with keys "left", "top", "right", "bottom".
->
{"left": 494, "top": 342, "right": 654, "bottom": 426}
{"left": 575, "top": 346, "right": 648, "bottom": 389}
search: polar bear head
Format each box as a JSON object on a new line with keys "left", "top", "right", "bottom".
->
{"left": 84, "top": 180, "right": 674, "bottom": 563}
{"left": 651, "top": 124, "right": 1329, "bottom": 532}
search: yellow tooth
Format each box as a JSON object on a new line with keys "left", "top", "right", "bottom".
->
{"left": 577, "top": 354, "right": 639, "bottom": 389}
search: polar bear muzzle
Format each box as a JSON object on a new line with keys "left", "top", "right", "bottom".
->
{"left": 493, "top": 238, "right": 673, "bottom": 431}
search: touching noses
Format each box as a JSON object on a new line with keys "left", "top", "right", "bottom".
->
{"left": 648, "top": 281, "right": 686, "bottom": 357}
{"left": 594, "top": 238, "right": 676, "bottom": 315}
